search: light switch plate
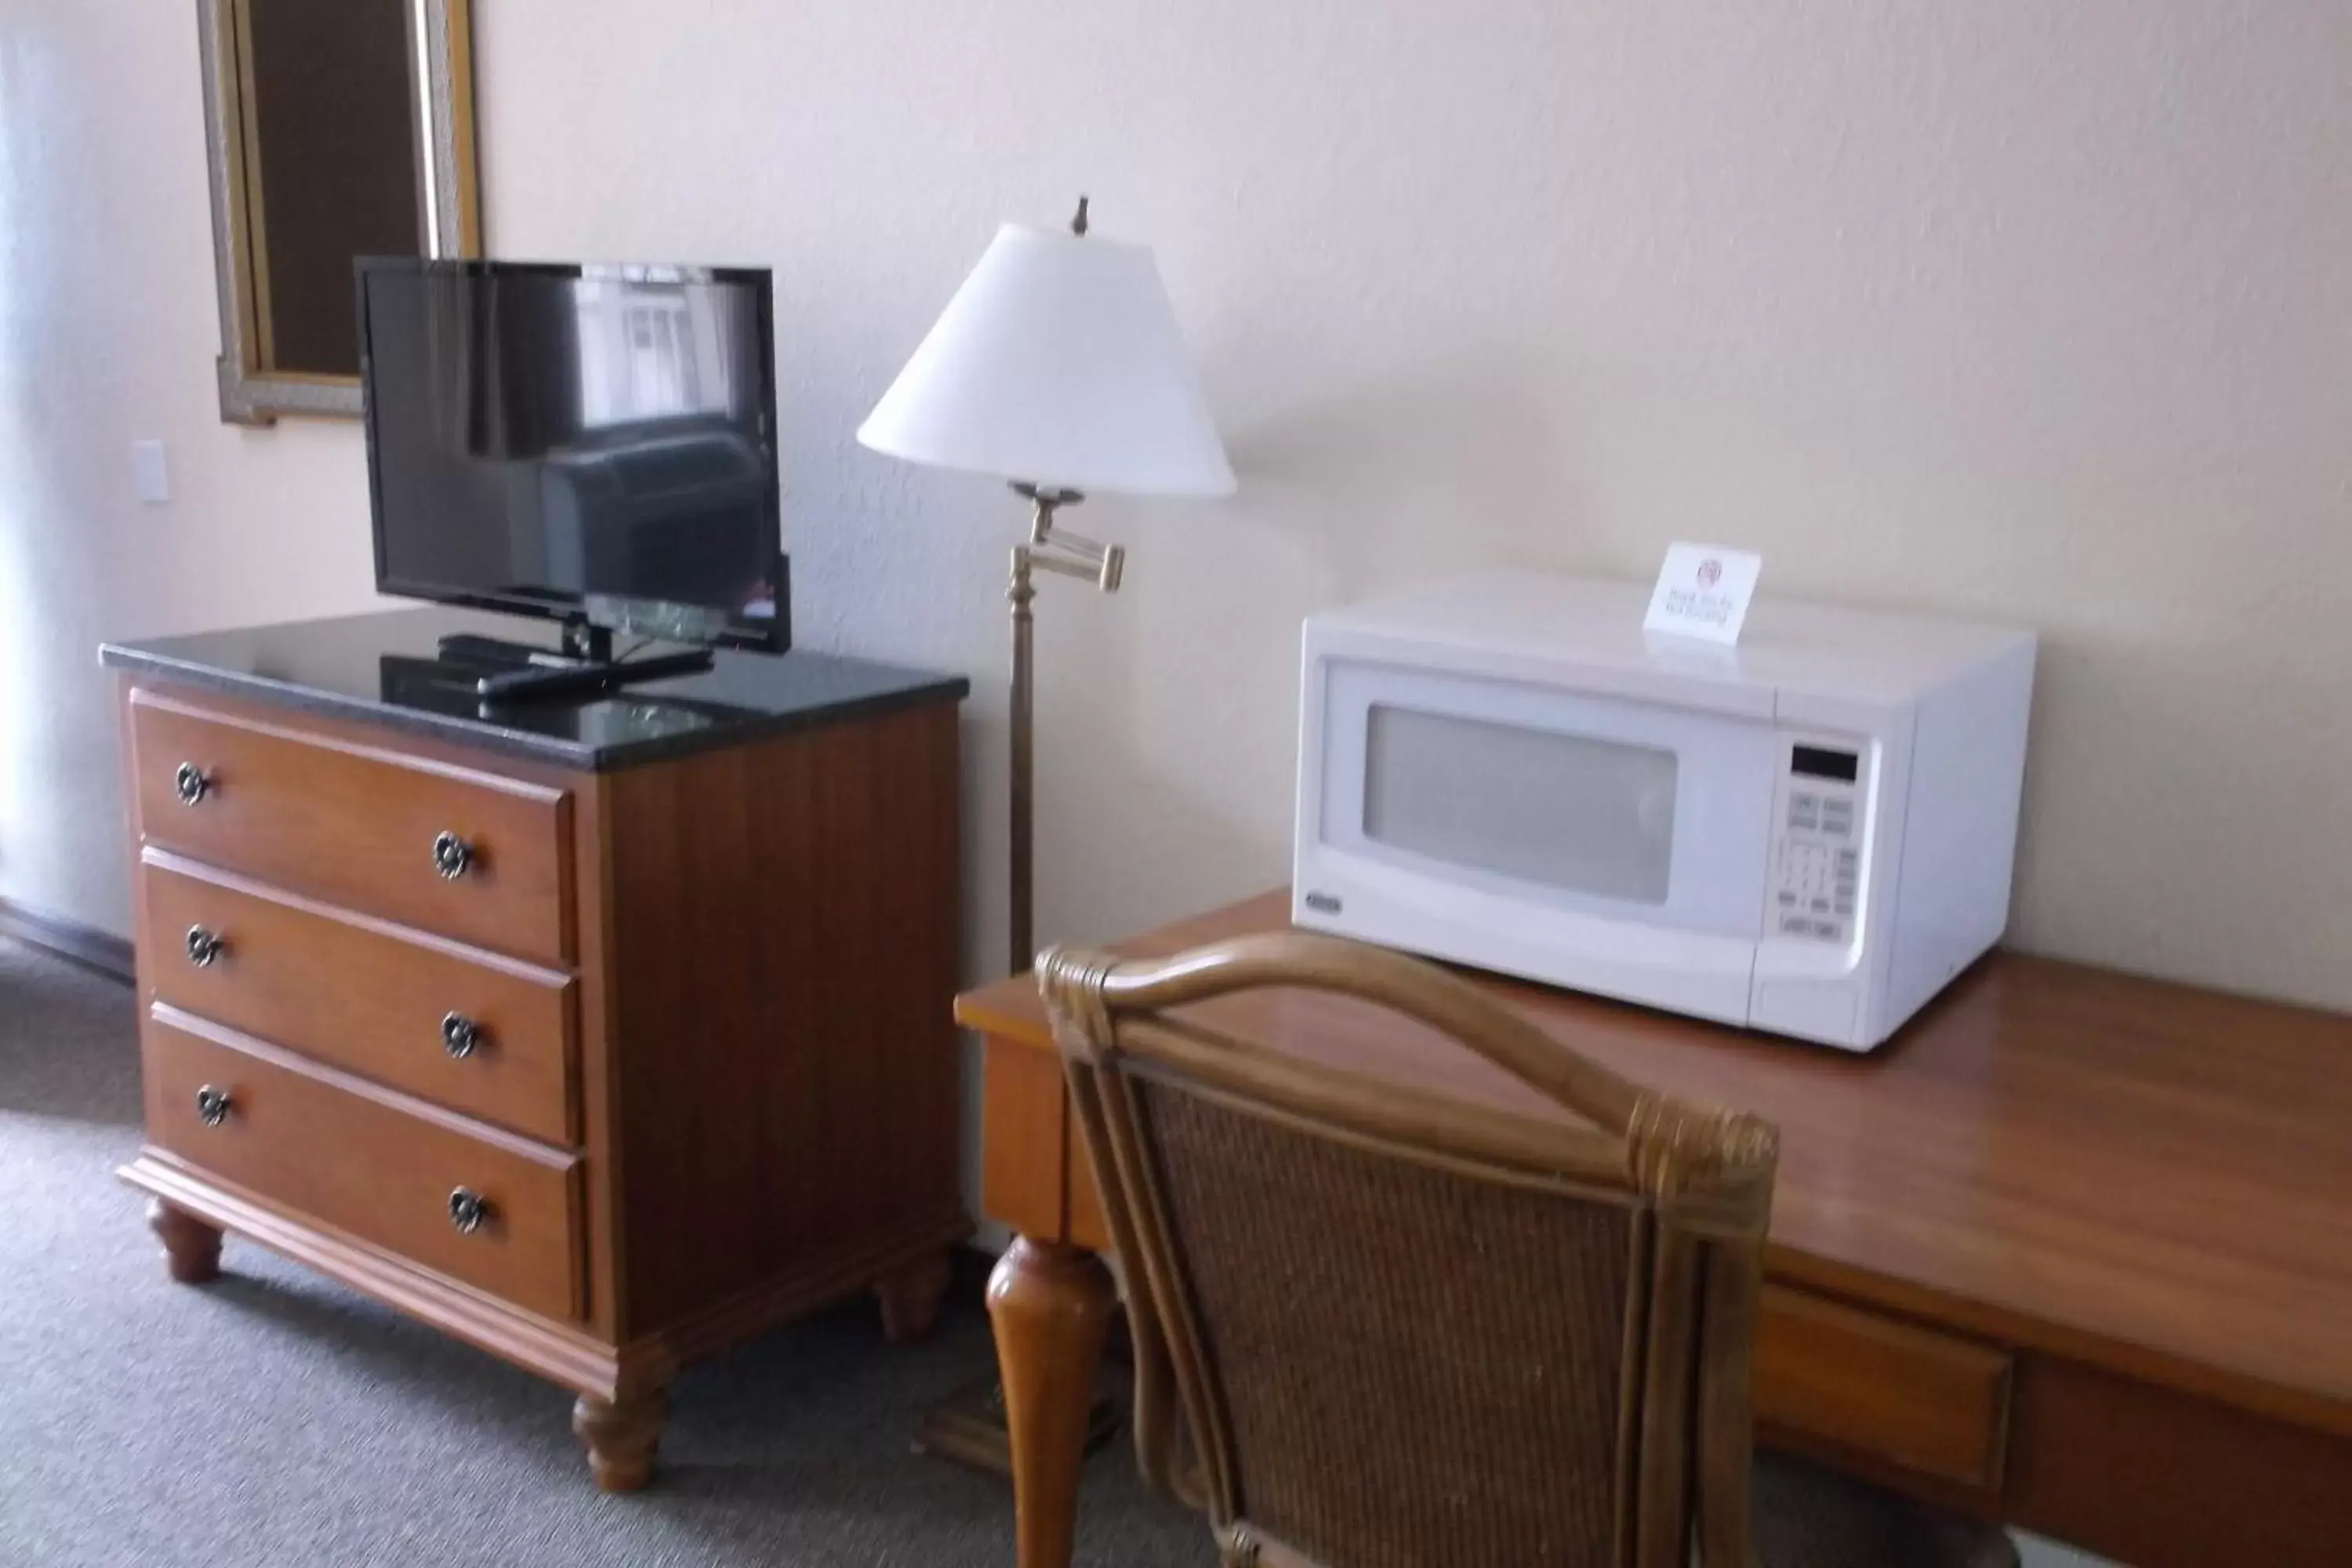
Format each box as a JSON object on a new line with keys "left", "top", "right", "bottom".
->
{"left": 131, "top": 440, "right": 169, "bottom": 505}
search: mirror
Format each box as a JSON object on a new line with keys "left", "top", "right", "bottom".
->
{"left": 199, "top": 0, "right": 481, "bottom": 425}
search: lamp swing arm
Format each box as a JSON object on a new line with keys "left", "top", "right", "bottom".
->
{"left": 1011, "top": 484, "right": 1124, "bottom": 592}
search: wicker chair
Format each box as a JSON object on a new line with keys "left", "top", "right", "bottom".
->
{"left": 1037, "top": 932, "right": 2018, "bottom": 1568}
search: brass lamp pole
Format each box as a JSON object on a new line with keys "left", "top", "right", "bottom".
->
{"left": 857, "top": 195, "right": 1233, "bottom": 1479}
{"left": 1005, "top": 482, "right": 1123, "bottom": 973}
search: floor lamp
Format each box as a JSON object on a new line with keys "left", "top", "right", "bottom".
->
{"left": 857, "top": 201, "right": 1235, "bottom": 1479}
{"left": 858, "top": 198, "right": 1236, "bottom": 977}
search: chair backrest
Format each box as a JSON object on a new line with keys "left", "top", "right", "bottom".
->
{"left": 1039, "top": 932, "right": 1779, "bottom": 1568}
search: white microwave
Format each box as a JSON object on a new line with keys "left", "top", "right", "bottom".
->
{"left": 1292, "top": 573, "right": 2036, "bottom": 1051}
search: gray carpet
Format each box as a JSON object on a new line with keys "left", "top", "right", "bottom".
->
{"left": 0, "top": 937, "right": 1204, "bottom": 1567}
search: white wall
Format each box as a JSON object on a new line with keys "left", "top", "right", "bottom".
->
{"left": 468, "top": 0, "right": 2352, "bottom": 1011}
{"left": 3, "top": 0, "right": 2347, "bottom": 1007}
{"left": 0, "top": 2, "right": 390, "bottom": 931}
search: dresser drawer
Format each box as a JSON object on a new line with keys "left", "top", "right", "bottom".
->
{"left": 143, "top": 854, "right": 577, "bottom": 1145}
{"left": 129, "top": 689, "right": 573, "bottom": 965}
{"left": 143, "top": 1009, "right": 584, "bottom": 1323}
{"left": 1755, "top": 1283, "right": 2013, "bottom": 1496}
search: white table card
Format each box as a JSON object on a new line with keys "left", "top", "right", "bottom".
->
{"left": 1643, "top": 543, "right": 1763, "bottom": 645}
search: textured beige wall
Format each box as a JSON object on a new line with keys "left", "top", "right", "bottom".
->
{"left": 0, "top": 2, "right": 391, "bottom": 933}
{"left": 2, "top": 0, "right": 2348, "bottom": 1035}
{"left": 476, "top": 0, "right": 2352, "bottom": 1011}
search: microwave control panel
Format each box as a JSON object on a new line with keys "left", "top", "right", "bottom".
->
{"left": 1769, "top": 742, "right": 1865, "bottom": 944}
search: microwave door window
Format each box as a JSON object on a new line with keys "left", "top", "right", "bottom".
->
{"left": 1363, "top": 706, "right": 1677, "bottom": 905}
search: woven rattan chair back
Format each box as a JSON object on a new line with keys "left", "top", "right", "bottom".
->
{"left": 1039, "top": 932, "right": 1780, "bottom": 1568}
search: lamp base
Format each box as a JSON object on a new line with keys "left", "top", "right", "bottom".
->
{"left": 913, "top": 1374, "right": 1121, "bottom": 1478}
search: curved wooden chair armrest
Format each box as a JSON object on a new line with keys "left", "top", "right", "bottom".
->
{"left": 1130, "top": 1302, "right": 1209, "bottom": 1509}
{"left": 1040, "top": 932, "right": 1649, "bottom": 1133}
{"left": 1040, "top": 933, "right": 1777, "bottom": 1202}
{"left": 1128, "top": 1265, "right": 1181, "bottom": 1497}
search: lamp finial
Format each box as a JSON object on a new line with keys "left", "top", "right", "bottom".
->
{"left": 1070, "top": 195, "right": 1090, "bottom": 237}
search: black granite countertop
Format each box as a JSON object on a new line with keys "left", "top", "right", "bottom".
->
{"left": 100, "top": 609, "right": 970, "bottom": 772}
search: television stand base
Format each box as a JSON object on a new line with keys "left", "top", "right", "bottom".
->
{"left": 478, "top": 649, "right": 714, "bottom": 702}
{"left": 434, "top": 632, "right": 714, "bottom": 702}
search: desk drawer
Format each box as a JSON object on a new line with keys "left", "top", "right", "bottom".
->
{"left": 1755, "top": 1283, "right": 2013, "bottom": 1496}
{"left": 129, "top": 690, "right": 573, "bottom": 965}
{"left": 143, "top": 855, "right": 576, "bottom": 1145}
{"left": 144, "top": 1009, "right": 583, "bottom": 1323}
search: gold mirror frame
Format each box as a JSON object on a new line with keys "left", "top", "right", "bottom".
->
{"left": 198, "top": 0, "right": 482, "bottom": 426}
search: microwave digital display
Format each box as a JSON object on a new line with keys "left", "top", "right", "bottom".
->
{"left": 1791, "top": 745, "right": 1860, "bottom": 782}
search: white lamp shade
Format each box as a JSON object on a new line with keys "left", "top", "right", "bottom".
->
{"left": 858, "top": 224, "right": 1236, "bottom": 499}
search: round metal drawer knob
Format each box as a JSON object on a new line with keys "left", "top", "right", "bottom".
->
{"left": 173, "top": 762, "right": 212, "bottom": 807}
{"left": 184, "top": 926, "right": 227, "bottom": 968}
{"left": 447, "top": 1187, "right": 491, "bottom": 1234}
{"left": 431, "top": 831, "right": 474, "bottom": 880}
{"left": 194, "top": 1084, "right": 233, "bottom": 1126}
{"left": 441, "top": 1012, "right": 483, "bottom": 1059}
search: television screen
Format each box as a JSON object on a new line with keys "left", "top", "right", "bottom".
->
{"left": 358, "top": 259, "right": 786, "bottom": 650}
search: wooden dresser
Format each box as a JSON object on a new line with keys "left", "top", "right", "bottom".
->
{"left": 100, "top": 610, "right": 970, "bottom": 1490}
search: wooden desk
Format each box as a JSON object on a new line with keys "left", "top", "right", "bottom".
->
{"left": 961, "top": 891, "right": 2352, "bottom": 1568}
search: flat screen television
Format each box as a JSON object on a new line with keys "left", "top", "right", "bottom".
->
{"left": 357, "top": 258, "right": 787, "bottom": 654}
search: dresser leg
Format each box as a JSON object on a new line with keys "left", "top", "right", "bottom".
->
{"left": 572, "top": 1388, "right": 668, "bottom": 1493}
{"left": 875, "top": 1247, "right": 954, "bottom": 1344}
{"left": 147, "top": 1199, "right": 222, "bottom": 1285}
{"left": 989, "top": 1236, "right": 1116, "bottom": 1568}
